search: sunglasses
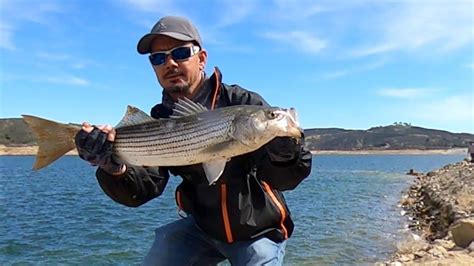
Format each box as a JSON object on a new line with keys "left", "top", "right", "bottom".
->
{"left": 149, "top": 45, "right": 201, "bottom": 66}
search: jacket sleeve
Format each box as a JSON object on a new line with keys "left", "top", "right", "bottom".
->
{"left": 256, "top": 137, "right": 312, "bottom": 191}
{"left": 96, "top": 165, "right": 170, "bottom": 207}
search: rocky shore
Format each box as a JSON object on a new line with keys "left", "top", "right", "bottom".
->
{"left": 380, "top": 160, "right": 474, "bottom": 265}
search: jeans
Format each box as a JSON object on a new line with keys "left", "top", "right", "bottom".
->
{"left": 142, "top": 217, "right": 287, "bottom": 266}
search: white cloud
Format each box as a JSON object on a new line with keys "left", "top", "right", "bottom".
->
{"left": 351, "top": 1, "right": 473, "bottom": 57}
{"left": 34, "top": 52, "right": 95, "bottom": 70}
{"left": 271, "top": 0, "right": 328, "bottom": 20}
{"left": 322, "top": 60, "right": 386, "bottom": 80}
{"left": 215, "top": 0, "right": 256, "bottom": 28}
{"left": 377, "top": 88, "right": 436, "bottom": 99}
{"left": 0, "top": 22, "right": 16, "bottom": 50}
{"left": 44, "top": 76, "right": 89, "bottom": 86}
{"left": 321, "top": 70, "right": 350, "bottom": 80}
{"left": 119, "top": 0, "right": 175, "bottom": 12}
{"left": 262, "top": 31, "right": 326, "bottom": 54}
{"left": 1, "top": 71, "right": 89, "bottom": 86}
{"left": 413, "top": 94, "right": 473, "bottom": 123}
{"left": 0, "top": 0, "right": 64, "bottom": 51}
{"left": 36, "top": 52, "right": 71, "bottom": 61}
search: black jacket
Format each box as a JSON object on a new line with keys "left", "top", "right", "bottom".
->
{"left": 96, "top": 68, "right": 312, "bottom": 243}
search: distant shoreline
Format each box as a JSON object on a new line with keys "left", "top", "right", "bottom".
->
{"left": 0, "top": 145, "right": 78, "bottom": 156}
{"left": 0, "top": 145, "right": 467, "bottom": 156}
{"left": 311, "top": 148, "right": 467, "bottom": 155}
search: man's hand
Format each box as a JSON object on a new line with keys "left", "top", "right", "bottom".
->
{"left": 75, "top": 122, "right": 126, "bottom": 175}
{"left": 267, "top": 136, "right": 303, "bottom": 163}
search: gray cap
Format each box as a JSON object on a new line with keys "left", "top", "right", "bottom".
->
{"left": 137, "top": 16, "right": 203, "bottom": 54}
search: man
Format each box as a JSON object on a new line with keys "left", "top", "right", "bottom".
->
{"left": 75, "top": 16, "right": 312, "bottom": 265}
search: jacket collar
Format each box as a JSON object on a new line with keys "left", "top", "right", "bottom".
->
{"left": 161, "top": 67, "right": 222, "bottom": 110}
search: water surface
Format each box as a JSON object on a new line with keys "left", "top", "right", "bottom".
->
{"left": 0, "top": 154, "right": 465, "bottom": 264}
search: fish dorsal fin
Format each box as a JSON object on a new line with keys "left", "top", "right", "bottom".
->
{"left": 116, "top": 105, "right": 155, "bottom": 127}
{"left": 170, "top": 97, "right": 208, "bottom": 119}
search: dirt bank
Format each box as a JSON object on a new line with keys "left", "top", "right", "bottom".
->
{"left": 312, "top": 148, "right": 467, "bottom": 155}
{"left": 380, "top": 160, "right": 474, "bottom": 265}
{"left": 0, "top": 145, "right": 78, "bottom": 155}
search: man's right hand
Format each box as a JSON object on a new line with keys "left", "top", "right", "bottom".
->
{"left": 75, "top": 122, "right": 126, "bottom": 175}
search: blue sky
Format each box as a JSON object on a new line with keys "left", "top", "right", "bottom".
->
{"left": 1, "top": 0, "right": 473, "bottom": 133}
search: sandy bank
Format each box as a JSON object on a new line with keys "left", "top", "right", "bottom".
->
{"left": 0, "top": 145, "right": 78, "bottom": 156}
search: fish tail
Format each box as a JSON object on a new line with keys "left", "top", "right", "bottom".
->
{"left": 21, "top": 115, "right": 81, "bottom": 170}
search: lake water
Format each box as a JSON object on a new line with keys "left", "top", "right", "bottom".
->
{"left": 0, "top": 154, "right": 466, "bottom": 265}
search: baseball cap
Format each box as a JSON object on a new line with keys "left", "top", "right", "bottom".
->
{"left": 137, "top": 16, "right": 203, "bottom": 54}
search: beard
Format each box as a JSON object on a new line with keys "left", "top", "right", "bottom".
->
{"left": 167, "top": 82, "right": 191, "bottom": 94}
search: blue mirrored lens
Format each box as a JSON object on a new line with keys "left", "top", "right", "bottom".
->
{"left": 170, "top": 47, "right": 192, "bottom": 60}
{"left": 149, "top": 53, "right": 166, "bottom": 66}
{"left": 149, "top": 46, "right": 194, "bottom": 66}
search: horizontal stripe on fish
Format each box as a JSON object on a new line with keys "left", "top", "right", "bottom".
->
{"left": 115, "top": 115, "right": 233, "bottom": 142}
{"left": 114, "top": 118, "right": 232, "bottom": 148}
{"left": 114, "top": 121, "right": 232, "bottom": 154}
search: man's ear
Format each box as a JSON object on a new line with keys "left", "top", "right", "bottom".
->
{"left": 198, "top": 49, "right": 207, "bottom": 71}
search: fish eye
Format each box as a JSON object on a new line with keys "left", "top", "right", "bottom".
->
{"left": 267, "top": 111, "right": 278, "bottom": 120}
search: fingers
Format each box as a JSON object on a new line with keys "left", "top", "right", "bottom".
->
{"left": 97, "top": 125, "right": 116, "bottom": 142}
{"left": 83, "top": 128, "right": 103, "bottom": 153}
{"left": 81, "top": 122, "right": 116, "bottom": 142}
{"left": 81, "top": 122, "right": 93, "bottom": 133}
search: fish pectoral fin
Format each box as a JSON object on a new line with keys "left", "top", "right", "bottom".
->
{"left": 203, "top": 160, "right": 227, "bottom": 185}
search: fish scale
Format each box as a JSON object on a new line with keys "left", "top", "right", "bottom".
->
{"left": 114, "top": 114, "right": 234, "bottom": 164}
{"left": 114, "top": 114, "right": 233, "bottom": 152}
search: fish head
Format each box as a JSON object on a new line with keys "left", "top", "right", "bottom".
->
{"left": 232, "top": 106, "right": 302, "bottom": 148}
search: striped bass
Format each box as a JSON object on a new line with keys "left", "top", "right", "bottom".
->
{"left": 22, "top": 98, "right": 302, "bottom": 184}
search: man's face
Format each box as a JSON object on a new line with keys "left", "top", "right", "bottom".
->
{"left": 149, "top": 35, "right": 207, "bottom": 100}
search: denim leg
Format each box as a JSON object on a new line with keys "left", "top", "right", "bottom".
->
{"left": 217, "top": 237, "right": 287, "bottom": 266}
{"left": 142, "top": 217, "right": 226, "bottom": 266}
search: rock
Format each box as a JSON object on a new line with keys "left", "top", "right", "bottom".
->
{"left": 381, "top": 161, "right": 474, "bottom": 265}
{"left": 434, "top": 239, "right": 456, "bottom": 250}
{"left": 398, "top": 254, "right": 414, "bottom": 262}
{"left": 450, "top": 218, "right": 474, "bottom": 248}
{"left": 414, "top": 251, "right": 427, "bottom": 258}
{"left": 430, "top": 245, "right": 447, "bottom": 257}
{"left": 427, "top": 171, "right": 437, "bottom": 177}
{"left": 468, "top": 241, "right": 474, "bottom": 252}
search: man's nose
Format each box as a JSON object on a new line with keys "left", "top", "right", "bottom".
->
{"left": 164, "top": 54, "right": 178, "bottom": 67}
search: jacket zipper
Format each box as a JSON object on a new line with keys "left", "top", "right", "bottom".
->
{"left": 262, "top": 181, "right": 289, "bottom": 239}
{"left": 220, "top": 184, "right": 234, "bottom": 243}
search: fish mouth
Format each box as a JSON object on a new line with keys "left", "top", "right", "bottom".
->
{"left": 284, "top": 108, "right": 302, "bottom": 138}
{"left": 287, "top": 108, "right": 300, "bottom": 128}
{"left": 287, "top": 127, "right": 302, "bottom": 138}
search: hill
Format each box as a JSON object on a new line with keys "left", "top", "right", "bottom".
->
{"left": 303, "top": 124, "right": 473, "bottom": 150}
{"left": 1, "top": 118, "right": 473, "bottom": 150}
{"left": 0, "top": 118, "right": 36, "bottom": 146}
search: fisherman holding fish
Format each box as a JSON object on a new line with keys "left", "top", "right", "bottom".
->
{"left": 48, "top": 16, "right": 312, "bottom": 265}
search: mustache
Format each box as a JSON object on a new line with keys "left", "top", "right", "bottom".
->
{"left": 164, "top": 68, "right": 183, "bottom": 79}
